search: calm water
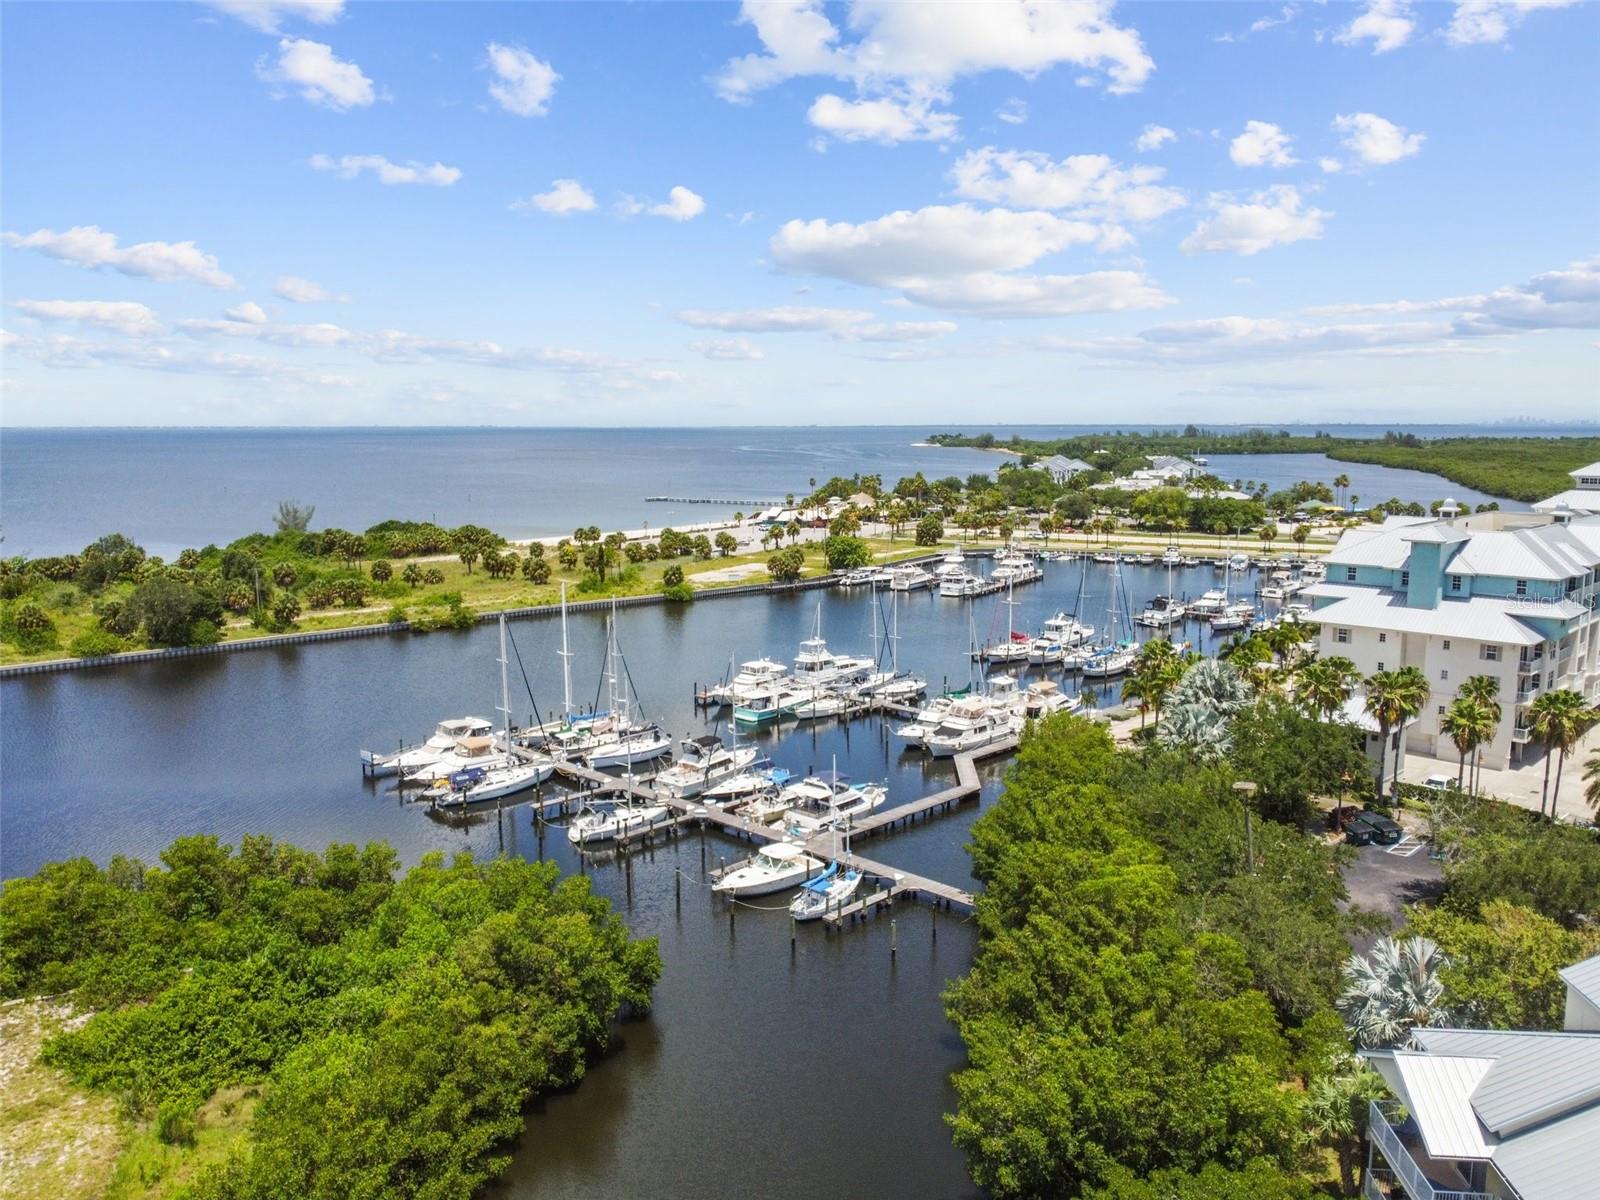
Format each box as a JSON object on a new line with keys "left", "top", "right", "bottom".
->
{"left": 1202, "top": 453, "right": 1523, "bottom": 513}
{"left": 0, "top": 423, "right": 1566, "bottom": 558}
{"left": 3, "top": 559, "right": 1262, "bottom": 1198}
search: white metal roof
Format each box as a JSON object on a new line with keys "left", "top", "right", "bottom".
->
{"left": 1567, "top": 461, "right": 1600, "bottom": 479}
{"left": 1533, "top": 489, "right": 1600, "bottom": 514}
{"left": 1391, "top": 1052, "right": 1498, "bottom": 1159}
{"left": 1560, "top": 954, "right": 1600, "bottom": 1009}
{"left": 1324, "top": 518, "right": 1436, "bottom": 569}
{"left": 1308, "top": 589, "right": 1546, "bottom": 645}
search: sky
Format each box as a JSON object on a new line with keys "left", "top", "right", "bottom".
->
{"left": 1, "top": 0, "right": 1596, "bottom": 427}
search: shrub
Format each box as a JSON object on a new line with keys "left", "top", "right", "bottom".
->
{"left": 156, "top": 1099, "right": 196, "bottom": 1147}
{"left": 370, "top": 560, "right": 392, "bottom": 583}
{"left": 662, "top": 582, "right": 695, "bottom": 603}
{"left": 8, "top": 602, "right": 58, "bottom": 650}
{"left": 272, "top": 563, "right": 298, "bottom": 588}
{"left": 423, "top": 568, "right": 445, "bottom": 586}
{"left": 915, "top": 515, "right": 944, "bottom": 546}
{"left": 662, "top": 565, "right": 684, "bottom": 588}
{"left": 69, "top": 628, "right": 126, "bottom": 658}
{"left": 272, "top": 595, "right": 301, "bottom": 626}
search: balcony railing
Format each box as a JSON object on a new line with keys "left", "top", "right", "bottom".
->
{"left": 1367, "top": 1102, "right": 1495, "bottom": 1200}
{"left": 1363, "top": 1107, "right": 1497, "bottom": 1200}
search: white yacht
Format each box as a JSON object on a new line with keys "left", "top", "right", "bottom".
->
{"left": 1188, "top": 587, "right": 1229, "bottom": 618}
{"left": 1134, "top": 594, "right": 1185, "bottom": 628}
{"left": 404, "top": 734, "right": 502, "bottom": 782}
{"left": 1016, "top": 678, "right": 1083, "bottom": 720}
{"left": 733, "top": 681, "right": 806, "bottom": 725}
{"left": 699, "top": 657, "right": 789, "bottom": 710}
{"left": 887, "top": 563, "right": 934, "bottom": 591}
{"left": 925, "top": 697, "right": 1018, "bottom": 758}
{"left": 938, "top": 570, "right": 987, "bottom": 598}
{"left": 837, "top": 568, "right": 877, "bottom": 587}
{"left": 703, "top": 761, "right": 791, "bottom": 804}
{"left": 933, "top": 545, "right": 967, "bottom": 577}
{"left": 780, "top": 772, "right": 887, "bottom": 835}
{"left": 893, "top": 694, "right": 961, "bottom": 747}
{"left": 1080, "top": 643, "right": 1137, "bottom": 678}
{"left": 567, "top": 800, "right": 674, "bottom": 845}
{"left": 1160, "top": 545, "right": 1183, "bottom": 566}
{"left": 792, "top": 607, "right": 873, "bottom": 688}
{"left": 362, "top": 716, "right": 494, "bottom": 777}
{"left": 790, "top": 861, "right": 863, "bottom": 922}
{"left": 1229, "top": 552, "right": 1251, "bottom": 573}
{"left": 792, "top": 689, "right": 849, "bottom": 720}
{"left": 432, "top": 617, "right": 557, "bottom": 805}
{"left": 653, "top": 737, "right": 760, "bottom": 800}
{"left": 711, "top": 843, "right": 823, "bottom": 897}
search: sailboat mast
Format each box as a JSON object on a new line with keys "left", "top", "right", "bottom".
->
{"left": 890, "top": 589, "right": 900, "bottom": 674}
{"left": 559, "top": 582, "right": 573, "bottom": 719}
{"left": 498, "top": 613, "right": 512, "bottom": 765}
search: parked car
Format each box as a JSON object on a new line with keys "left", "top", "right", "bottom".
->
{"left": 1347, "top": 809, "right": 1404, "bottom": 845}
{"left": 1419, "top": 774, "right": 1456, "bottom": 792}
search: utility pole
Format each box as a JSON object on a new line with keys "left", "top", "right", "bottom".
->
{"left": 1233, "top": 780, "right": 1258, "bottom": 874}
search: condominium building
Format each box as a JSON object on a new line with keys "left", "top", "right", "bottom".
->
{"left": 1532, "top": 461, "right": 1600, "bottom": 518}
{"left": 1305, "top": 507, "right": 1600, "bottom": 770}
{"left": 1360, "top": 954, "right": 1600, "bottom": 1200}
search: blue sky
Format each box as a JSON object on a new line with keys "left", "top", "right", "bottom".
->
{"left": 2, "top": 0, "right": 1596, "bottom": 426}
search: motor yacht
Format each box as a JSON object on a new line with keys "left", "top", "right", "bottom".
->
{"left": 932, "top": 546, "right": 968, "bottom": 577}
{"left": 702, "top": 760, "right": 791, "bottom": 804}
{"left": 567, "top": 800, "right": 674, "bottom": 845}
{"left": 362, "top": 716, "right": 494, "bottom": 777}
{"left": 780, "top": 772, "right": 887, "bottom": 835}
{"left": 711, "top": 843, "right": 823, "bottom": 897}
{"left": 938, "top": 570, "right": 988, "bottom": 598}
{"left": 653, "top": 737, "right": 760, "bottom": 799}
{"left": 887, "top": 563, "right": 934, "bottom": 591}
{"left": 699, "top": 657, "right": 790, "bottom": 710}
{"left": 1134, "top": 594, "right": 1186, "bottom": 628}
{"left": 925, "top": 697, "right": 1019, "bottom": 758}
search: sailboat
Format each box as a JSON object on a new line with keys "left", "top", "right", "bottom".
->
{"left": 857, "top": 587, "right": 927, "bottom": 702}
{"left": 979, "top": 575, "right": 1032, "bottom": 663}
{"left": 789, "top": 822, "right": 863, "bottom": 922}
{"left": 584, "top": 605, "right": 673, "bottom": 769}
{"left": 1081, "top": 556, "right": 1137, "bottom": 678}
{"left": 544, "top": 583, "right": 613, "bottom": 760}
{"left": 1031, "top": 559, "right": 1095, "bottom": 665}
{"left": 432, "top": 615, "right": 555, "bottom": 807}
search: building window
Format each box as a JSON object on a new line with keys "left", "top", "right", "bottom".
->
{"left": 1378, "top": 632, "right": 1387, "bottom": 643}
{"left": 1437, "top": 705, "right": 1447, "bottom": 716}
{"left": 1401, "top": 570, "right": 1410, "bottom": 587}
{"left": 1515, "top": 579, "right": 1528, "bottom": 596}
{"left": 1481, "top": 644, "right": 1500, "bottom": 662}
{"left": 1334, "top": 628, "right": 1350, "bottom": 644}
{"left": 1442, "top": 639, "right": 1452, "bottom": 650}
{"left": 1377, "top": 661, "right": 1385, "bottom": 671}
{"left": 1345, "top": 567, "right": 1357, "bottom": 582}
{"left": 1450, "top": 575, "right": 1462, "bottom": 592}
{"left": 1440, "top": 670, "right": 1449, "bottom": 681}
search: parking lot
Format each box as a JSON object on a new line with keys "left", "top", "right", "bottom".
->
{"left": 1338, "top": 831, "right": 1445, "bottom": 950}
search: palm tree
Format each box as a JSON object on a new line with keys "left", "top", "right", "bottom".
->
{"left": 1301, "top": 1063, "right": 1385, "bottom": 1197}
{"left": 1456, "top": 674, "right": 1502, "bottom": 794}
{"left": 1292, "top": 523, "right": 1311, "bottom": 553}
{"left": 1257, "top": 523, "right": 1278, "bottom": 554}
{"left": 1441, "top": 698, "right": 1496, "bottom": 791}
{"left": 1333, "top": 473, "right": 1350, "bottom": 509}
{"left": 1266, "top": 618, "right": 1310, "bottom": 667}
{"left": 1297, "top": 656, "right": 1358, "bottom": 720}
{"left": 1527, "top": 689, "right": 1596, "bottom": 819}
{"left": 1338, "top": 936, "right": 1451, "bottom": 1049}
{"left": 1363, "top": 667, "right": 1429, "bottom": 801}
{"left": 1585, "top": 751, "right": 1600, "bottom": 819}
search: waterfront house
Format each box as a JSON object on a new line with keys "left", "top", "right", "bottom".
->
{"left": 1360, "top": 952, "right": 1600, "bottom": 1200}
{"left": 1532, "top": 461, "right": 1600, "bottom": 518}
{"left": 1039, "top": 454, "right": 1093, "bottom": 484}
{"left": 1304, "top": 510, "right": 1600, "bottom": 770}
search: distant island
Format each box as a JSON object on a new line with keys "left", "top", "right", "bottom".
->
{"left": 925, "top": 428, "right": 1600, "bottom": 503}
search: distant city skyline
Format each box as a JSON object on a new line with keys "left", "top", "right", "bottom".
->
{"left": 2, "top": 0, "right": 1596, "bottom": 426}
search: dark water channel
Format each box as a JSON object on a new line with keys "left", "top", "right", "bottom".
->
{"left": 2, "top": 558, "right": 1274, "bottom": 1198}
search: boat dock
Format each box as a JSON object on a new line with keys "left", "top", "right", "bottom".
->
{"left": 516, "top": 739, "right": 1015, "bottom": 924}
{"left": 644, "top": 496, "right": 783, "bottom": 506}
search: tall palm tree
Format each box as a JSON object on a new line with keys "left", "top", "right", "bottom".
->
{"left": 1363, "top": 667, "right": 1430, "bottom": 801}
{"left": 1337, "top": 936, "right": 1451, "bottom": 1049}
{"left": 1456, "top": 674, "right": 1502, "bottom": 794}
{"left": 1441, "top": 698, "right": 1496, "bottom": 791}
{"left": 1585, "top": 751, "right": 1600, "bottom": 819}
{"left": 1301, "top": 1063, "right": 1385, "bottom": 1197}
{"left": 1527, "top": 690, "right": 1596, "bottom": 819}
{"left": 1266, "top": 618, "right": 1310, "bottom": 667}
{"left": 1333, "top": 473, "right": 1350, "bottom": 509}
{"left": 1297, "top": 656, "right": 1358, "bottom": 720}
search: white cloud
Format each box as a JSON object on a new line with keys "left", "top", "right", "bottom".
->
{"left": 1134, "top": 124, "right": 1176, "bottom": 152}
{"left": 1216, "top": 3, "right": 1299, "bottom": 42}
{"left": 257, "top": 38, "right": 374, "bottom": 110}
{"left": 769, "top": 202, "right": 1171, "bottom": 318}
{"left": 1453, "top": 256, "right": 1600, "bottom": 335}
{"left": 677, "top": 306, "right": 873, "bottom": 332}
{"left": 689, "top": 337, "right": 765, "bottom": 360}
{"left": 14, "top": 299, "right": 164, "bottom": 336}
{"left": 1447, "top": 0, "right": 1577, "bottom": 45}
{"left": 1319, "top": 157, "right": 1344, "bottom": 173}
{"left": 996, "top": 98, "right": 1028, "bottom": 125}
{"left": 224, "top": 301, "right": 269, "bottom": 324}
{"left": 201, "top": 0, "right": 342, "bottom": 33}
{"left": 2, "top": 225, "right": 236, "bottom": 288}
{"left": 1333, "top": 112, "right": 1424, "bottom": 166}
{"left": 834, "top": 320, "right": 958, "bottom": 342}
{"left": 513, "top": 179, "right": 597, "bottom": 215}
{"left": 1181, "top": 186, "right": 1328, "bottom": 256}
{"left": 950, "top": 147, "right": 1185, "bottom": 223}
{"left": 807, "top": 93, "right": 958, "bottom": 144}
{"left": 716, "top": 0, "right": 1155, "bottom": 99}
{"left": 1335, "top": 0, "right": 1417, "bottom": 52}
{"left": 309, "top": 153, "right": 461, "bottom": 186}
{"left": 649, "top": 186, "right": 706, "bottom": 222}
{"left": 274, "top": 275, "right": 349, "bottom": 303}
{"left": 485, "top": 42, "right": 559, "bottom": 117}
{"left": 1229, "top": 120, "right": 1297, "bottom": 167}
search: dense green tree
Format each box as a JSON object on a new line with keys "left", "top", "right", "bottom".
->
{"left": 1526, "top": 689, "right": 1596, "bottom": 819}
{"left": 822, "top": 535, "right": 871, "bottom": 571}
{"left": 914, "top": 514, "right": 944, "bottom": 546}
{"left": 127, "top": 576, "right": 223, "bottom": 647}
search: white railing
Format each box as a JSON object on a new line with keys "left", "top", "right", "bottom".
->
{"left": 1367, "top": 1102, "right": 1496, "bottom": 1200}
